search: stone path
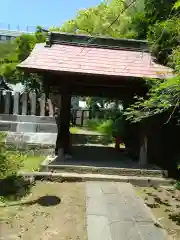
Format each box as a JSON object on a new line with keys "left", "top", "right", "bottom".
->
{"left": 76, "top": 128, "right": 105, "bottom": 135}
{"left": 86, "top": 182, "right": 168, "bottom": 240}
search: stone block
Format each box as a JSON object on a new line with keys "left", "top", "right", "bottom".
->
{"left": 107, "top": 201, "right": 134, "bottom": 222}
{"left": 21, "top": 92, "right": 28, "bottom": 115}
{"left": 86, "top": 196, "right": 107, "bottom": 216}
{"left": 137, "top": 223, "right": 167, "bottom": 240}
{"left": 16, "top": 122, "right": 37, "bottom": 133}
{"left": 0, "top": 114, "right": 17, "bottom": 121}
{"left": 10, "top": 122, "right": 17, "bottom": 132}
{"left": 17, "top": 115, "right": 55, "bottom": 124}
{"left": 13, "top": 92, "right": 20, "bottom": 115}
{"left": 87, "top": 215, "right": 112, "bottom": 240}
{"left": 4, "top": 91, "right": 11, "bottom": 114}
{"left": 36, "top": 123, "right": 57, "bottom": 133}
{"left": 110, "top": 222, "right": 140, "bottom": 240}
{"left": 25, "top": 132, "right": 56, "bottom": 145}
{"left": 17, "top": 115, "right": 38, "bottom": 123}
{"left": 0, "top": 122, "right": 11, "bottom": 131}
{"left": 100, "top": 182, "right": 118, "bottom": 194}
{"left": 6, "top": 132, "right": 57, "bottom": 146}
{"left": 86, "top": 182, "right": 103, "bottom": 198}
{"left": 29, "top": 92, "right": 36, "bottom": 115}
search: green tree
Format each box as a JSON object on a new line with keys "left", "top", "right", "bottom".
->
{"left": 0, "top": 41, "right": 16, "bottom": 61}
{"left": 144, "top": 0, "right": 176, "bottom": 24}
{"left": 0, "top": 27, "right": 46, "bottom": 89}
{"left": 147, "top": 17, "right": 180, "bottom": 65}
{"left": 124, "top": 0, "right": 180, "bottom": 123}
{"left": 51, "top": 0, "right": 134, "bottom": 38}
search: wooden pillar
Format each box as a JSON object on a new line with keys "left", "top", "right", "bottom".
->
{"left": 55, "top": 88, "right": 71, "bottom": 158}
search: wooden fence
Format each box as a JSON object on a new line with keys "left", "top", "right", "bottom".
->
{"left": 0, "top": 90, "right": 117, "bottom": 126}
{"left": 0, "top": 90, "right": 54, "bottom": 116}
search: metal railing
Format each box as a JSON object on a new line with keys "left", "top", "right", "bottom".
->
{"left": 0, "top": 23, "right": 48, "bottom": 33}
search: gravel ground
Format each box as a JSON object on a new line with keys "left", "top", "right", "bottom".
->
{"left": 135, "top": 185, "right": 180, "bottom": 240}
{"left": 0, "top": 181, "right": 87, "bottom": 240}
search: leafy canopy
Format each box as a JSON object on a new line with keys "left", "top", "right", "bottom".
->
{"left": 124, "top": 0, "right": 180, "bottom": 123}
{"left": 0, "top": 27, "right": 46, "bottom": 89}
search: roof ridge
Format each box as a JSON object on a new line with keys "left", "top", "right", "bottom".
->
{"left": 45, "top": 31, "right": 149, "bottom": 52}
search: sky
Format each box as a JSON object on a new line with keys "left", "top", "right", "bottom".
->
{"left": 0, "top": 0, "right": 101, "bottom": 31}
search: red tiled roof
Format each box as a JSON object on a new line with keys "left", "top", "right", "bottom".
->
{"left": 18, "top": 43, "right": 173, "bottom": 79}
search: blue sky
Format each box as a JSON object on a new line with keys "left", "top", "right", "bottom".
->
{"left": 0, "top": 0, "right": 101, "bottom": 31}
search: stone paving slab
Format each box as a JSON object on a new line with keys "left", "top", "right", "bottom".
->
{"left": 86, "top": 182, "right": 168, "bottom": 240}
{"left": 87, "top": 215, "right": 112, "bottom": 240}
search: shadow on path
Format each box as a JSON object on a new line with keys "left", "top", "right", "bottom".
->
{"left": 50, "top": 145, "right": 160, "bottom": 170}
{"left": 0, "top": 195, "right": 61, "bottom": 207}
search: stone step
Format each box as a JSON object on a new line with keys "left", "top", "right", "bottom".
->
{"left": 20, "top": 171, "right": 175, "bottom": 187}
{"left": 43, "top": 163, "right": 167, "bottom": 178}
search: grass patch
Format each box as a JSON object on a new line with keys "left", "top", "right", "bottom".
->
{"left": 70, "top": 126, "right": 79, "bottom": 134}
{"left": 20, "top": 155, "right": 45, "bottom": 172}
{"left": 5, "top": 151, "right": 45, "bottom": 172}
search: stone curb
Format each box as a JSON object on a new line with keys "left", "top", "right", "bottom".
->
{"left": 19, "top": 171, "right": 175, "bottom": 187}
{"left": 47, "top": 164, "right": 167, "bottom": 177}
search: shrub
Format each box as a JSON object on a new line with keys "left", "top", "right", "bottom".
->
{"left": 86, "top": 118, "right": 102, "bottom": 131}
{"left": 0, "top": 175, "right": 32, "bottom": 201}
{"left": 0, "top": 132, "right": 23, "bottom": 179}
{"left": 97, "top": 119, "right": 113, "bottom": 135}
{"left": 175, "top": 181, "right": 180, "bottom": 190}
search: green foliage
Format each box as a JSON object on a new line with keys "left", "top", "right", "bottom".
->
{"left": 86, "top": 118, "right": 113, "bottom": 136}
{"left": 0, "top": 175, "right": 32, "bottom": 201}
{"left": 129, "top": 12, "right": 148, "bottom": 39}
{"left": 124, "top": 75, "right": 180, "bottom": 122}
{"left": 87, "top": 115, "right": 126, "bottom": 137}
{"left": 16, "top": 34, "right": 37, "bottom": 61}
{"left": 0, "top": 41, "right": 18, "bottom": 83}
{"left": 147, "top": 17, "right": 180, "bottom": 65}
{"left": 0, "top": 40, "right": 17, "bottom": 60}
{"left": 86, "top": 119, "right": 102, "bottom": 131}
{"left": 173, "top": 0, "right": 180, "bottom": 9}
{"left": 175, "top": 180, "right": 180, "bottom": 190}
{"left": 51, "top": 0, "right": 136, "bottom": 38}
{"left": 0, "top": 132, "right": 23, "bottom": 179}
{"left": 0, "top": 27, "right": 46, "bottom": 88}
{"left": 144, "top": 0, "right": 176, "bottom": 24}
{"left": 97, "top": 119, "right": 113, "bottom": 135}
{"left": 124, "top": 0, "right": 180, "bottom": 124}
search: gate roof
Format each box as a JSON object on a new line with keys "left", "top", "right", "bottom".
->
{"left": 18, "top": 32, "right": 173, "bottom": 80}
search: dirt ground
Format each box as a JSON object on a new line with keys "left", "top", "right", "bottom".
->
{"left": 0, "top": 182, "right": 87, "bottom": 240}
{"left": 135, "top": 185, "right": 180, "bottom": 240}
